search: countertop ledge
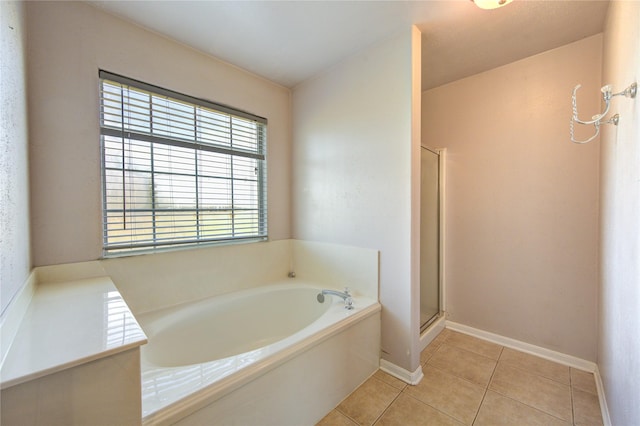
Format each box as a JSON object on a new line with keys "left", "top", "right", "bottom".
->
{"left": 1, "top": 276, "right": 147, "bottom": 389}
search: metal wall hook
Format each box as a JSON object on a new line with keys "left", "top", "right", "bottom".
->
{"left": 607, "top": 113, "right": 620, "bottom": 126}
{"left": 570, "top": 82, "right": 636, "bottom": 144}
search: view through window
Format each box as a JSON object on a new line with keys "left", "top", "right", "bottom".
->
{"left": 99, "top": 71, "right": 267, "bottom": 255}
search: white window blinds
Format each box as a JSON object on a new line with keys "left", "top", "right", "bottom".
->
{"left": 99, "top": 70, "right": 267, "bottom": 255}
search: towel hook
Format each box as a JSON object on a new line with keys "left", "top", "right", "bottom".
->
{"left": 570, "top": 82, "right": 636, "bottom": 144}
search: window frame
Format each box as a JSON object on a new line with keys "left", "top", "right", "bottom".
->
{"left": 99, "top": 70, "right": 268, "bottom": 256}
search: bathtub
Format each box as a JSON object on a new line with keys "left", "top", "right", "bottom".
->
{"left": 138, "top": 281, "right": 381, "bottom": 425}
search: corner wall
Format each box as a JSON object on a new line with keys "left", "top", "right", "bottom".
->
{"left": 25, "top": 1, "right": 291, "bottom": 266}
{"left": 423, "top": 35, "right": 602, "bottom": 361}
{"left": 598, "top": 2, "right": 640, "bottom": 424}
{"left": 0, "top": 1, "right": 30, "bottom": 317}
{"left": 292, "top": 28, "right": 421, "bottom": 372}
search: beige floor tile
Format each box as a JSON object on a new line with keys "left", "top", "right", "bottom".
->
{"left": 420, "top": 329, "right": 451, "bottom": 365}
{"left": 474, "top": 391, "right": 571, "bottom": 426}
{"left": 375, "top": 393, "right": 464, "bottom": 426}
{"left": 337, "top": 376, "right": 401, "bottom": 426}
{"left": 420, "top": 343, "right": 439, "bottom": 365}
{"left": 499, "top": 348, "right": 570, "bottom": 385}
{"left": 444, "top": 331, "right": 503, "bottom": 360}
{"left": 573, "top": 387, "right": 604, "bottom": 426}
{"left": 489, "top": 363, "right": 572, "bottom": 422}
{"left": 317, "top": 409, "right": 358, "bottom": 426}
{"left": 431, "top": 328, "right": 452, "bottom": 346}
{"left": 571, "top": 368, "right": 598, "bottom": 395}
{"left": 373, "top": 370, "right": 407, "bottom": 390}
{"left": 404, "top": 365, "right": 485, "bottom": 425}
{"left": 427, "top": 344, "right": 497, "bottom": 387}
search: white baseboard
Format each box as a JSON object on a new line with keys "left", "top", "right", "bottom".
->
{"left": 379, "top": 359, "right": 424, "bottom": 385}
{"left": 445, "top": 321, "right": 597, "bottom": 372}
{"left": 593, "top": 365, "right": 612, "bottom": 426}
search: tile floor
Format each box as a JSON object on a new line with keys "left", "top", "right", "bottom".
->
{"left": 317, "top": 328, "right": 603, "bottom": 426}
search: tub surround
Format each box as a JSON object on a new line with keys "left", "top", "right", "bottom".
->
{"left": 291, "top": 239, "right": 379, "bottom": 300}
{"left": 0, "top": 265, "right": 147, "bottom": 425}
{"left": 101, "top": 240, "right": 294, "bottom": 316}
{"left": 102, "top": 239, "right": 379, "bottom": 316}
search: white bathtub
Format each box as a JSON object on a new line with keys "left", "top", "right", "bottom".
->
{"left": 138, "top": 282, "right": 381, "bottom": 425}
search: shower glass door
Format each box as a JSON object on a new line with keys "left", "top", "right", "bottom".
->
{"left": 420, "top": 147, "right": 440, "bottom": 332}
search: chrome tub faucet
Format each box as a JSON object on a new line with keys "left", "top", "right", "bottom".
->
{"left": 317, "top": 287, "right": 354, "bottom": 310}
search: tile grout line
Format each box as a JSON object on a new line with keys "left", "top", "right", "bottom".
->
{"left": 400, "top": 389, "right": 469, "bottom": 425}
{"left": 488, "top": 351, "right": 575, "bottom": 425}
{"left": 328, "top": 368, "right": 394, "bottom": 426}
{"left": 485, "top": 387, "right": 572, "bottom": 424}
{"left": 497, "top": 347, "right": 573, "bottom": 387}
{"left": 444, "top": 331, "right": 505, "bottom": 363}
{"left": 426, "top": 361, "right": 493, "bottom": 391}
{"left": 493, "top": 358, "right": 575, "bottom": 420}
{"left": 370, "top": 383, "right": 404, "bottom": 426}
{"left": 471, "top": 345, "right": 504, "bottom": 425}
{"left": 439, "top": 341, "right": 503, "bottom": 364}
{"left": 570, "top": 369, "right": 576, "bottom": 426}
{"left": 499, "top": 363, "right": 572, "bottom": 387}
{"left": 334, "top": 406, "right": 358, "bottom": 426}
{"left": 336, "top": 375, "right": 394, "bottom": 426}
{"left": 497, "top": 393, "right": 573, "bottom": 424}
{"left": 408, "top": 331, "right": 475, "bottom": 425}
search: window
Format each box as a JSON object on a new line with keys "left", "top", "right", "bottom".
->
{"left": 99, "top": 71, "right": 267, "bottom": 255}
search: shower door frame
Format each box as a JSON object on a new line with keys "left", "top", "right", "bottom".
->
{"left": 419, "top": 146, "right": 446, "bottom": 334}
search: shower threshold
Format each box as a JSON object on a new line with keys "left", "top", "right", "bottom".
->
{"left": 420, "top": 311, "right": 440, "bottom": 334}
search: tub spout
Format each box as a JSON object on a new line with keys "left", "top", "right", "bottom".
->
{"left": 317, "top": 288, "right": 354, "bottom": 310}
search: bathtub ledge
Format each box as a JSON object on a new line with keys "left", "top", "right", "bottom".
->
{"left": 0, "top": 276, "right": 147, "bottom": 389}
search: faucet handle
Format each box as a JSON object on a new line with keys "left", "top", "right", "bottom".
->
{"left": 343, "top": 287, "right": 354, "bottom": 310}
{"left": 344, "top": 295, "right": 354, "bottom": 310}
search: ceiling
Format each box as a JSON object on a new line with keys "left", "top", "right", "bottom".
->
{"left": 89, "top": 0, "right": 609, "bottom": 90}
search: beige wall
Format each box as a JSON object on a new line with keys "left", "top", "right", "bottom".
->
{"left": 293, "top": 28, "right": 423, "bottom": 372}
{"left": 26, "top": 1, "right": 292, "bottom": 266}
{"left": 0, "top": 1, "right": 30, "bottom": 317}
{"left": 423, "top": 35, "right": 602, "bottom": 361}
{"left": 599, "top": 2, "right": 640, "bottom": 424}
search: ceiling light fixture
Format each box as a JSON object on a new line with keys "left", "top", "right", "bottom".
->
{"left": 472, "top": 0, "right": 513, "bottom": 10}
